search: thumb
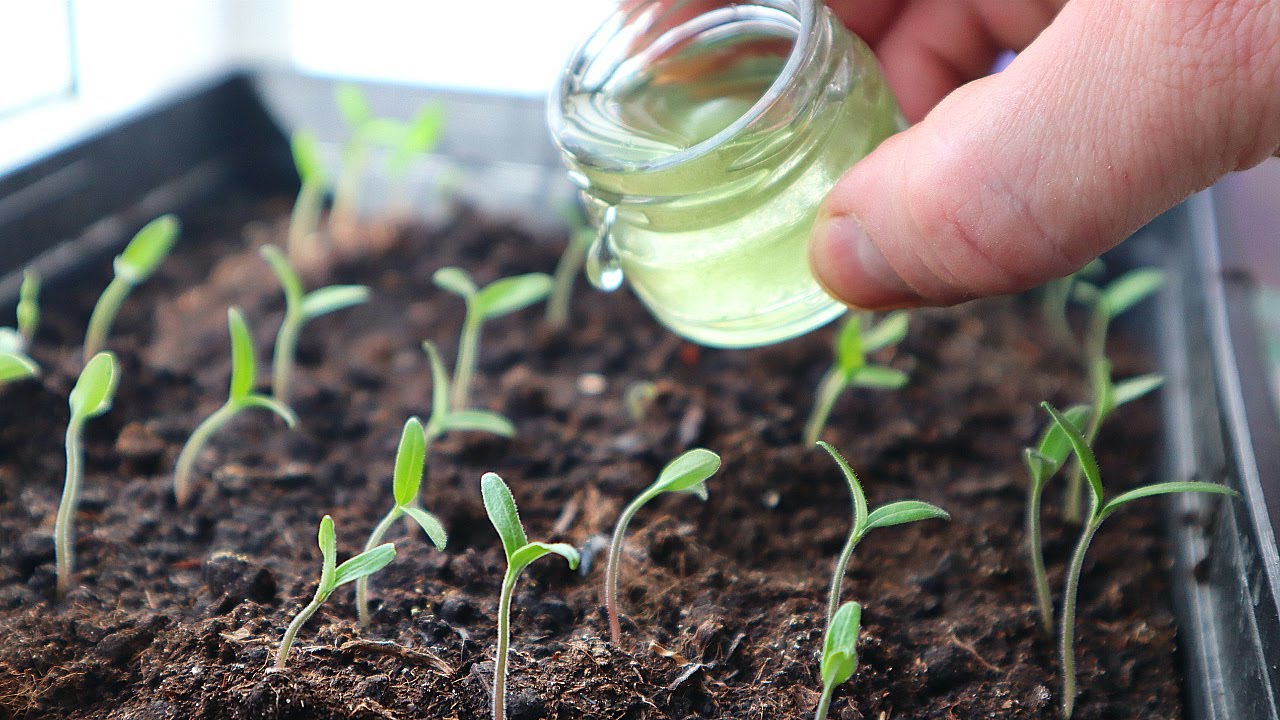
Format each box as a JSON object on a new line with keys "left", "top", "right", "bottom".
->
{"left": 810, "top": 0, "right": 1280, "bottom": 309}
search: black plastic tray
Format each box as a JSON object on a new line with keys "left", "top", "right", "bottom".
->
{"left": 1, "top": 68, "right": 1277, "bottom": 719}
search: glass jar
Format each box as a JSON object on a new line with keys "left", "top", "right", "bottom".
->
{"left": 548, "top": 0, "right": 904, "bottom": 347}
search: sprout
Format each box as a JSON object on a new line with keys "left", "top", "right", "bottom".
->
{"left": 173, "top": 308, "right": 298, "bottom": 507}
{"left": 331, "top": 83, "right": 377, "bottom": 229}
{"left": 355, "top": 417, "right": 448, "bottom": 627}
{"left": 275, "top": 515, "right": 396, "bottom": 670}
{"left": 1042, "top": 402, "right": 1238, "bottom": 719}
{"left": 433, "top": 267, "right": 553, "bottom": 411}
{"left": 84, "top": 215, "right": 179, "bottom": 360}
{"left": 1, "top": 270, "right": 40, "bottom": 385}
{"left": 384, "top": 102, "right": 446, "bottom": 212}
{"left": 482, "top": 472, "right": 579, "bottom": 720}
{"left": 603, "top": 448, "right": 720, "bottom": 644}
{"left": 814, "top": 600, "right": 861, "bottom": 720}
{"left": 17, "top": 269, "right": 39, "bottom": 348}
{"left": 56, "top": 352, "right": 120, "bottom": 596}
{"left": 421, "top": 340, "right": 515, "bottom": 442}
{"left": 288, "top": 130, "right": 329, "bottom": 264}
{"left": 0, "top": 352, "right": 38, "bottom": 386}
{"left": 545, "top": 203, "right": 595, "bottom": 330}
{"left": 260, "top": 245, "right": 370, "bottom": 403}
{"left": 804, "top": 312, "right": 910, "bottom": 446}
{"left": 817, "top": 441, "right": 948, "bottom": 626}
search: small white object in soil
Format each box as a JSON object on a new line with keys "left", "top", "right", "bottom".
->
{"left": 577, "top": 373, "right": 607, "bottom": 395}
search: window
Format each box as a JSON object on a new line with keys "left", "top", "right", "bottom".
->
{"left": 0, "top": 1, "right": 76, "bottom": 118}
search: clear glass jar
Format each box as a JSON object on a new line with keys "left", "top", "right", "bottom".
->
{"left": 548, "top": 0, "right": 903, "bottom": 347}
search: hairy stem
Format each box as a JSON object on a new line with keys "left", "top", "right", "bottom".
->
{"left": 451, "top": 312, "right": 481, "bottom": 412}
{"left": 546, "top": 232, "right": 591, "bottom": 329}
{"left": 84, "top": 277, "right": 132, "bottom": 361}
{"left": 275, "top": 592, "right": 324, "bottom": 670}
{"left": 605, "top": 493, "right": 648, "bottom": 645}
{"left": 804, "top": 369, "right": 845, "bottom": 447}
{"left": 814, "top": 682, "right": 835, "bottom": 720}
{"left": 1060, "top": 517, "right": 1102, "bottom": 719}
{"left": 826, "top": 530, "right": 863, "bottom": 628}
{"left": 55, "top": 420, "right": 84, "bottom": 597}
{"left": 357, "top": 507, "right": 402, "bottom": 627}
{"left": 288, "top": 182, "right": 325, "bottom": 263}
{"left": 174, "top": 402, "right": 239, "bottom": 507}
{"left": 1027, "top": 476, "right": 1053, "bottom": 634}
{"left": 493, "top": 569, "right": 519, "bottom": 720}
{"left": 272, "top": 311, "right": 302, "bottom": 404}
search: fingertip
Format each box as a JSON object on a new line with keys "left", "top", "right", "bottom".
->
{"left": 809, "top": 213, "right": 922, "bottom": 310}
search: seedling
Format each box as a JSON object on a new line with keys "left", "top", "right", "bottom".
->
{"left": 384, "top": 102, "right": 446, "bottom": 212}
{"left": 817, "top": 441, "right": 948, "bottom": 626}
{"left": 815, "top": 600, "right": 861, "bottom": 720}
{"left": 603, "top": 448, "right": 720, "bottom": 644}
{"left": 1042, "top": 402, "right": 1237, "bottom": 719}
{"left": 274, "top": 515, "right": 395, "bottom": 670}
{"left": 482, "top": 472, "right": 580, "bottom": 720}
{"left": 0, "top": 352, "right": 38, "bottom": 386}
{"left": 545, "top": 203, "right": 595, "bottom": 329}
{"left": 332, "top": 84, "right": 377, "bottom": 229}
{"left": 288, "top": 130, "right": 328, "bottom": 264}
{"left": 0, "top": 270, "right": 40, "bottom": 385}
{"left": 421, "top": 340, "right": 515, "bottom": 442}
{"left": 804, "top": 312, "right": 910, "bottom": 446}
{"left": 355, "top": 417, "right": 448, "bottom": 626}
{"left": 56, "top": 352, "right": 119, "bottom": 596}
{"left": 84, "top": 215, "right": 179, "bottom": 360}
{"left": 173, "top": 308, "right": 298, "bottom": 507}
{"left": 1040, "top": 259, "right": 1103, "bottom": 348}
{"left": 260, "top": 245, "right": 371, "bottom": 403}
{"left": 433, "top": 267, "right": 553, "bottom": 411}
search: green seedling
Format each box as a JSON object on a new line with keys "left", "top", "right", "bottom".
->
{"left": 331, "top": 84, "right": 377, "bottom": 228}
{"left": 815, "top": 600, "right": 862, "bottom": 720}
{"left": 173, "top": 308, "right": 298, "bottom": 507}
{"left": 288, "top": 130, "right": 329, "bottom": 264}
{"left": 0, "top": 352, "right": 38, "bottom": 386}
{"left": 355, "top": 417, "right": 448, "bottom": 626}
{"left": 433, "top": 267, "right": 553, "bottom": 411}
{"left": 604, "top": 448, "right": 720, "bottom": 644}
{"left": 482, "top": 472, "right": 580, "bottom": 720}
{"left": 545, "top": 203, "right": 595, "bottom": 329}
{"left": 56, "top": 352, "right": 119, "bottom": 596}
{"left": 804, "top": 312, "right": 910, "bottom": 446}
{"left": 384, "top": 102, "right": 446, "bottom": 211}
{"left": 420, "top": 339, "right": 514, "bottom": 443}
{"left": 260, "top": 245, "right": 370, "bottom": 403}
{"left": 84, "top": 215, "right": 178, "bottom": 360}
{"left": 817, "top": 441, "right": 948, "bottom": 626}
{"left": 275, "top": 515, "right": 395, "bottom": 670}
{"left": 1042, "top": 402, "right": 1237, "bottom": 719}
{"left": 1, "top": 270, "right": 40, "bottom": 385}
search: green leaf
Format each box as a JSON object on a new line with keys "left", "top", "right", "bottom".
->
{"left": 474, "top": 273, "right": 554, "bottom": 319}
{"left": 422, "top": 341, "right": 451, "bottom": 432}
{"left": 1035, "top": 403, "right": 1091, "bottom": 473}
{"left": 240, "top": 394, "right": 299, "bottom": 428}
{"left": 1042, "top": 402, "right": 1104, "bottom": 510}
{"left": 0, "top": 352, "right": 39, "bottom": 384}
{"left": 817, "top": 441, "right": 867, "bottom": 532}
{"left": 851, "top": 365, "right": 909, "bottom": 390}
{"left": 438, "top": 410, "right": 515, "bottom": 437}
{"left": 291, "top": 130, "right": 326, "bottom": 185}
{"left": 834, "top": 315, "right": 865, "bottom": 374}
{"left": 260, "top": 245, "right": 305, "bottom": 308}
{"left": 864, "top": 500, "right": 950, "bottom": 531}
{"left": 1100, "top": 482, "right": 1238, "bottom": 521}
{"left": 365, "top": 117, "right": 407, "bottom": 147}
{"left": 318, "top": 514, "right": 337, "bottom": 590}
{"left": 1101, "top": 269, "right": 1163, "bottom": 318}
{"left": 302, "top": 285, "right": 370, "bottom": 320}
{"left": 392, "top": 417, "right": 427, "bottom": 507}
{"left": 651, "top": 448, "right": 720, "bottom": 496}
{"left": 227, "top": 308, "right": 257, "bottom": 402}
{"left": 821, "top": 601, "right": 861, "bottom": 689}
{"left": 482, "top": 472, "right": 528, "bottom": 562}
{"left": 433, "top": 267, "right": 477, "bottom": 298}
{"left": 334, "top": 83, "right": 373, "bottom": 128}
{"left": 508, "top": 541, "right": 580, "bottom": 575}
{"left": 862, "top": 311, "right": 909, "bottom": 353}
{"left": 17, "top": 269, "right": 39, "bottom": 341}
{"left": 403, "top": 102, "right": 445, "bottom": 154}
{"left": 402, "top": 506, "right": 448, "bottom": 550}
{"left": 333, "top": 543, "right": 397, "bottom": 588}
{"left": 1113, "top": 374, "right": 1163, "bottom": 408}
{"left": 115, "top": 215, "right": 179, "bottom": 283}
{"left": 1090, "top": 357, "right": 1116, "bottom": 420}
{"left": 69, "top": 351, "right": 119, "bottom": 421}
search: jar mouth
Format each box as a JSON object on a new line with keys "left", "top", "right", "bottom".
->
{"left": 548, "top": 0, "right": 814, "bottom": 175}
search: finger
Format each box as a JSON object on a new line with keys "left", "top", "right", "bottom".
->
{"left": 810, "top": 0, "right": 1280, "bottom": 310}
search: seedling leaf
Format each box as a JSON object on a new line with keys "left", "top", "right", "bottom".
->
{"left": 392, "top": 417, "right": 428, "bottom": 507}
{"left": 318, "top": 514, "right": 337, "bottom": 580}
{"left": 1113, "top": 374, "right": 1163, "bottom": 408}
{"left": 439, "top": 410, "right": 515, "bottom": 437}
{"left": 333, "top": 543, "right": 396, "bottom": 588}
{"left": 1101, "top": 269, "right": 1163, "bottom": 318}
{"left": 335, "top": 83, "right": 373, "bottom": 127}
{"left": 864, "top": 500, "right": 950, "bottom": 530}
{"left": 1100, "top": 482, "right": 1238, "bottom": 521}
{"left": 260, "top": 245, "right": 304, "bottom": 305}
{"left": 482, "top": 473, "right": 528, "bottom": 561}
{"left": 0, "top": 352, "right": 38, "bottom": 384}
{"left": 69, "top": 352, "right": 119, "bottom": 421}
{"left": 652, "top": 448, "right": 720, "bottom": 495}
{"left": 817, "top": 441, "right": 867, "bottom": 530}
{"left": 474, "top": 273, "right": 554, "bottom": 319}
{"left": 227, "top": 308, "right": 257, "bottom": 401}
{"left": 834, "top": 316, "right": 865, "bottom": 374}
{"left": 402, "top": 506, "right": 448, "bottom": 550}
{"left": 115, "top": 215, "right": 179, "bottom": 283}
{"left": 239, "top": 395, "right": 299, "bottom": 427}
{"left": 509, "top": 541, "right": 580, "bottom": 575}
{"left": 291, "top": 130, "right": 326, "bottom": 185}
{"left": 863, "top": 311, "right": 909, "bottom": 353}
{"left": 302, "top": 285, "right": 371, "bottom": 320}
{"left": 821, "top": 601, "right": 861, "bottom": 688}
{"left": 852, "top": 365, "right": 909, "bottom": 390}
{"left": 1035, "top": 404, "right": 1091, "bottom": 473}
{"left": 17, "top": 269, "right": 39, "bottom": 342}
{"left": 1042, "top": 402, "right": 1103, "bottom": 508}
{"left": 433, "top": 267, "right": 477, "bottom": 298}
{"left": 422, "top": 341, "right": 452, "bottom": 429}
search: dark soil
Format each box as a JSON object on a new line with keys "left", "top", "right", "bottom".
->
{"left": 0, "top": 196, "right": 1185, "bottom": 719}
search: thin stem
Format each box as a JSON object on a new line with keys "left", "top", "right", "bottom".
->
{"left": 546, "top": 232, "right": 590, "bottom": 329}
{"left": 605, "top": 494, "right": 649, "bottom": 645}
{"left": 493, "top": 568, "right": 518, "bottom": 720}
{"left": 357, "top": 507, "right": 402, "bottom": 627}
{"left": 288, "top": 182, "right": 324, "bottom": 263}
{"left": 332, "top": 142, "right": 367, "bottom": 230}
{"left": 83, "top": 277, "right": 132, "bottom": 360}
{"left": 804, "top": 369, "right": 846, "bottom": 446}
{"left": 272, "top": 311, "right": 302, "bottom": 404}
{"left": 1060, "top": 517, "right": 1102, "bottom": 719}
{"left": 814, "top": 682, "right": 835, "bottom": 720}
{"left": 1027, "top": 475, "right": 1053, "bottom": 634}
{"left": 275, "top": 593, "right": 325, "bottom": 670}
{"left": 826, "top": 530, "right": 863, "bottom": 628}
{"left": 451, "top": 312, "right": 481, "bottom": 412}
{"left": 1041, "top": 277, "right": 1074, "bottom": 349}
{"left": 174, "top": 402, "right": 240, "bottom": 507}
{"left": 55, "top": 420, "right": 84, "bottom": 597}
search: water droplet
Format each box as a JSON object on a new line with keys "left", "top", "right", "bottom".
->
{"left": 585, "top": 206, "right": 624, "bottom": 291}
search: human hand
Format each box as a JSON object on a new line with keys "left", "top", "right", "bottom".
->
{"left": 811, "top": 0, "right": 1280, "bottom": 309}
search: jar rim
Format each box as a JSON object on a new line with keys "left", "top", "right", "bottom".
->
{"left": 548, "top": 0, "right": 815, "bottom": 175}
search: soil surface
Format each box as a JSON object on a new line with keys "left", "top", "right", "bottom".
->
{"left": 0, "top": 196, "right": 1187, "bottom": 719}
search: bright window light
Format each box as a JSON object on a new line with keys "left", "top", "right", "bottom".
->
{"left": 0, "top": 1, "right": 75, "bottom": 117}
